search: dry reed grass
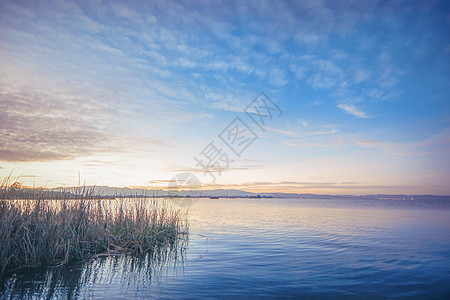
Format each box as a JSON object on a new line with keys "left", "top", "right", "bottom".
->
{"left": 0, "top": 176, "right": 189, "bottom": 274}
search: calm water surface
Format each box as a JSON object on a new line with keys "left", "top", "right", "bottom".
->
{"left": 1, "top": 198, "right": 450, "bottom": 299}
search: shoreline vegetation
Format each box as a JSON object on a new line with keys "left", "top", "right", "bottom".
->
{"left": 0, "top": 177, "right": 189, "bottom": 275}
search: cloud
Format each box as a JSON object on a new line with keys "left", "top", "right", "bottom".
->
{"left": 337, "top": 104, "right": 368, "bottom": 118}
{"left": 0, "top": 75, "right": 173, "bottom": 162}
{"left": 0, "top": 84, "right": 115, "bottom": 162}
{"left": 1, "top": 0, "right": 406, "bottom": 123}
{"left": 266, "top": 127, "right": 298, "bottom": 137}
{"left": 309, "top": 129, "right": 338, "bottom": 135}
{"left": 304, "top": 58, "right": 344, "bottom": 89}
{"left": 282, "top": 141, "right": 329, "bottom": 148}
{"left": 354, "top": 69, "right": 371, "bottom": 83}
{"left": 201, "top": 180, "right": 411, "bottom": 192}
{"left": 351, "top": 140, "right": 392, "bottom": 148}
{"left": 393, "top": 152, "right": 432, "bottom": 156}
{"left": 269, "top": 68, "right": 288, "bottom": 87}
{"left": 267, "top": 126, "right": 337, "bottom": 138}
{"left": 207, "top": 90, "right": 255, "bottom": 112}
{"left": 170, "top": 165, "right": 265, "bottom": 174}
{"left": 297, "top": 119, "right": 309, "bottom": 127}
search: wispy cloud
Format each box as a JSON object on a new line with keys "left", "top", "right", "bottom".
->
{"left": 297, "top": 119, "right": 309, "bottom": 127}
{"left": 350, "top": 140, "right": 392, "bottom": 148}
{"left": 202, "top": 180, "right": 411, "bottom": 193}
{"left": 0, "top": 84, "right": 114, "bottom": 162}
{"left": 282, "top": 141, "right": 329, "bottom": 148}
{"left": 393, "top": 152, "right": 433, "bottom": 156}
{"left": 0, "top": 78, "right": 172, "bottom": 162}
{"left": 309, "top": 129, "right": 338, "bottom": 135}
{"left": 266, "top": 127, "right": 298, "bottom": 137}
{"left": 169, "top": 165, "right": 265, "bottom": 174}
{"left": 269, "top": 68, "right": 288, "bottom": 87}
{"left": 337, "top": 104, "right": 368, "bottom": 118}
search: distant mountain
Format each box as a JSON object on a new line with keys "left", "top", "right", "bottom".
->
{"left": 50, "top": 186, "right": 254, "bottom": 197}
{"left": 48, "top": 186, "right": 450, "bottom": 201}
{"left": 52, "top": 186, "right": 163, "bottom": 197}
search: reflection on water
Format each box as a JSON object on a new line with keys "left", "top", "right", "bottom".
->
{"left": 2, "top": 198, "right": 450, "bottom": 298}
{"left": 1, "top": 251, "right": 186, "bottom": 299}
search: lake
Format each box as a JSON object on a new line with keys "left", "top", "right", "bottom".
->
{"left": 1, "top": 198, "right": 450, "bottom": 299}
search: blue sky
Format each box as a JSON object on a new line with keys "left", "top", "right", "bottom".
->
{"left": 0, "top": 0, "right": 449, "bottom": 194}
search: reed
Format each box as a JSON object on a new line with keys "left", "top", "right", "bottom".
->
{"left": 0, "top": 178, "right": 189, "bottom": 274}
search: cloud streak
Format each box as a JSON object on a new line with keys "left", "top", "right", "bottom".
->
{"left": 0, "top": 84, "right": 112, "bottom": 161}
{"left": 337, "top": 104, "right": 368, "bottom": 118}
{"left": 202, "top": 180, "right": 412, "bottom": 193}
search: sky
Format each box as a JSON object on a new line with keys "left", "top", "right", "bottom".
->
{"left": 0, "top": 0, "right": 449, "bottom": 195}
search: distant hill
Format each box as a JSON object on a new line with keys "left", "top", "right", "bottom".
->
{"left": 46, "top": 186, "right": 450, "bottom": 201}
{"left": 2, "top": 184, "right": 449, "bottom": 201}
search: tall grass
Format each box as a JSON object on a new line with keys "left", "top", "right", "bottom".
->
{"left": 0, "top": 178, "right": 188, "bottom": 274}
